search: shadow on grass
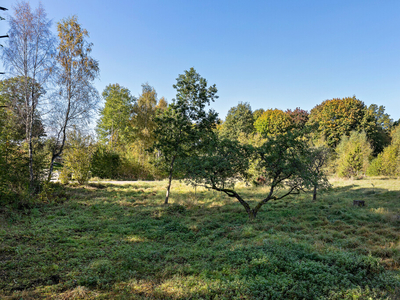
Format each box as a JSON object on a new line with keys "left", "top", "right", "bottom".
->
{"left": 2, "top": 181, "right": 400, "bottom": 299}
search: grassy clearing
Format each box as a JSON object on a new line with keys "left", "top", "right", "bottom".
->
{"left": 1, "top": 177, "right": 400, "bottom": 299}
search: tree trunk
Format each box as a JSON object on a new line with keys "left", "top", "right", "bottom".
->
{"left": 248, "top": 209, "right": 257, "bottom": 220}
{"left": 313, "top": 185, "right": 317, "bottom": 201}
{"left": 28, "top": 89, "right": 35, "bottom": 195}
{"left": 47, "top": 155, "right": 57, "bottom": 182}
{"left": 47, "top": 83, "right": 71, "bottom": 182}
{"left": 165, "top": 156, "right": 175, "bottom": 204}
{"left": 28, "top": 125, "right": 34, "bottom": 194}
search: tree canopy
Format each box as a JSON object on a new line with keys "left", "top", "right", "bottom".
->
{"left": 308, "top": 96, "right": 377, "bottom": 149}
{"left": 97, "top": 83, "right": 136, "bottom": 148}
{"left": 219, "top": 102, "right": 254, "bottom": 140}
{"left": 185, "top": 130, "right": 319, "bottom": 219}
{"left": 152, "top": 68, "right": 218, "bottom": 204}
{"left": 254, "top": 108, "right": 293, "bottom": 137}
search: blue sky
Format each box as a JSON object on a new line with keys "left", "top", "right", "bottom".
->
{"left": 1, "top": 0, "right": 399, "bottom": 121}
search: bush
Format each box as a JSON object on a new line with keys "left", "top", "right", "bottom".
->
{"left": 90, "top": 146, "right": 121, "bottom": 179}
{"left": 367, "top": 154, "right": 383, "bottom": 176}
{"left": 59, "top": 168, "right": 71, "bottom": 184}
{"left": 380, "top": 144, "right": 400, "bottom": 176}
{"left": 336, "top": 131, "right": 372, "bottom": 178}
{"left": 62, "top": 130, "right": 94, "bottom": 185}
{"left": 0, "top": 139, "right": 48, "bottom": 207}
{"left": 367, "top": 125, "right": 400, "bottom": 176}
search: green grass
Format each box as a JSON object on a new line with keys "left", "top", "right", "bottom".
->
{"left": 1, "top": 177, "right": 400, "bottom": 299}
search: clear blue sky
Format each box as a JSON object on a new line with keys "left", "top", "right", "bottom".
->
{"left": 1, "top": 0, "right": 400, "bottom": 121}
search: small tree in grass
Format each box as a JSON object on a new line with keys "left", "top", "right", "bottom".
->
{"left": 184, "top": 130, "right": 316, "bottom": 219}
{"left": 305, "top": 146, "right": 331, "bottom": 200}
{"left": 152, "top": 68, "right": 218, "bottom": 204}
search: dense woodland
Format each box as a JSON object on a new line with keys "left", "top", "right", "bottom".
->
{"left": 1, "top": 2, "right": 400, "bottom": 299}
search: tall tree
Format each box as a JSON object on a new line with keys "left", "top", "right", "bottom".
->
{"left": 152, "top": 68, "right": 218, "bottom": 204}
{"left": 47, "top": 16, "right": 99, "bottom": 181}
{"left": 285, "top": 107, "right": 309, "bottom": 130}
{"left": 307, "top": 96, "right": 377, "bottom": 149}
{"left": 131, "top": 83, "right": 167, "bottom": 163}
{"left": 133, "top": 85, "right": 167, "bottom": 147}
{"left": 219, "top": 102, "right": 254, "bottom": 140}
{"left": 366, "top": 104, "right": 393, "bottom": 155}
{"left": 254, "top": 108, "right": 292, "bottom": 137}
{"left": 97, "top": 83, "right": 135, "bottom": 149}
{"left": 0, "top": 77, "right": 45, "bottom": 141}
{"left": 1, "top": 1, "right": 55, "bottom": 193}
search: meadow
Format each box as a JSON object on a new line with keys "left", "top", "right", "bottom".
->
{"left": 1, "top": 177, "right": 400, "bottom": 299}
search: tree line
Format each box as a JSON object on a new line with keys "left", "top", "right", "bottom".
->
{"left": 65, "top": 67, "right": 400, "bottom": 219}
{"left": 1, "top": 2, "right": 399, "bottom": 219}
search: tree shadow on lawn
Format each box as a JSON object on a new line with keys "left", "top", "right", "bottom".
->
{"left": 2, "top": 182, "right": 400, "bottom": 299}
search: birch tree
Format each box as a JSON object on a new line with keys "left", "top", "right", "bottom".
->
{"left": 47, "top": 16, "right": 99, "bottom": 181}
{"left": 1, "top": 1, "right": 55, "bottom": 193}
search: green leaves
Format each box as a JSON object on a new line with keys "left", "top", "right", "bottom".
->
{"left": 152, "top": 68, "right": 219, "bottom": 203}
{"left": 219, "top": 102, "right": 254, "bottom": 140}
{"left": 185, "top": 137, "right": 252, "bottom": 190}
{"left": 254, "top": 109, "right": 292, "bottom": 137}
{"left": 97, "top": 83, "right": 135, "bottom": 148}
{"left": 336, "top": 131, "right": 372, "bottom": 178}
{"left": 62, "top": 129, "right": 94, "bottom": 185}
{"left": 185, "top": 129, "right": 319, "bottom": 218}
{"left": 307, "top": 96, "right": 392, "bottom": 154}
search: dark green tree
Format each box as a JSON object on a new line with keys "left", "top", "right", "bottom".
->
{"left": 366, "top": 104, "right": 393, "bottom": 155}
{"left": 0, "top": 78, "right": 46, "bottom": 204}
{"left": 152, "top": 68, "right": 218, "bottom": 204}
{"left": 185, "top": 131, "right": 316, "bottom": 219}
{"left": 219, "top": 102, "right": 254, "bottom": 140}
{"left": 0, "top": 77, "right": 45, "bottom": 141}
{"left": 90, "top": 145, "right": 121, "bottom": 179}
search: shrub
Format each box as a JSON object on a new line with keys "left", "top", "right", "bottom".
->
{"left": 90, "top": 146, "right": 121, "bottom": 179}
{"left": 367, "top": 154, "right": 383, "bottom": 176}
{"left": 62, "top": 130, "right": 94, "bottom": 185}
{"left": 0, "top": 139, "right": 47, "bottom": 207}
{"left": 380, "top": 144, "right": 400, "bottom": 176}
{"left": 336, "top": 131, "right": 372, "bottom": 178}
{"left": 367, "top": 125, "right": 400, "bottom": 176}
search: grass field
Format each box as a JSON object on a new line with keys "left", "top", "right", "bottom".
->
{"left": 1, "top": 177, "right": 400, "bottom": 299}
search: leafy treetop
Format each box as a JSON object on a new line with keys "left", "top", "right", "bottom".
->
{"left": 219, "top": 102, "right": 254, "bottom": 140}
